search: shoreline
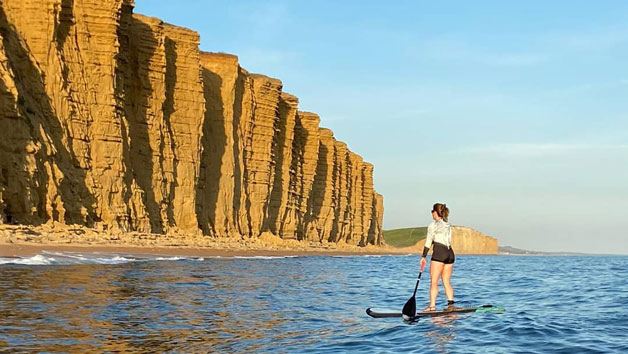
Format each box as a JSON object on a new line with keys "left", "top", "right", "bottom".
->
{"left": 0, "top": 242, "right": 409, "bottom": 258}
{"left": 0, "top": 224, "right": 509, "bottom": 258}
{"left": 0, "top": 224, "right": 410, "bottom": 258}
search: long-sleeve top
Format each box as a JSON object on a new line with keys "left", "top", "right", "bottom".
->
{"left": 424, "top": 219, "right": 452, "bottom": 249}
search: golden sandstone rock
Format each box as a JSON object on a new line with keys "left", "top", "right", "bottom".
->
{"left": 414, "top": 226, "right": 499, "bottom": 254}
{"left": 0, "top": 0, "right": 384, "bottom": 245}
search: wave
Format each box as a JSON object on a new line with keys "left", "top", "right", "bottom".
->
{"left": 0, "top": 252, "right": 402, "bottom": 265}
{"left": 0, "top": 254, "right": 57, "bottom": 265}
{"left": 0, "top": 252, "right": 205, "bottom": 266}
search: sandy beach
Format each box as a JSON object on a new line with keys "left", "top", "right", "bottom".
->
{"left": 0, "top": 224, "right": 411, "bottom": 258}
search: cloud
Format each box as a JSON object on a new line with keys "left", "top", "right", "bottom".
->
{"left": 544, "top": 79, "right": 628, "bottom": 96}
{"left": 414, "top": 23, "right": 628, "bottom": 70}
{"left": 456, "top": 143, "right": 628, "bottom": 157}
{"left": 418, "top": 39, "right": 547, "bottom": 67}
{"left": 235, "top": 47, "right": 302, "bottom": 71}
{"left": 549, "top": 26, "right": 628, "bottom": 52}
{"left": 230, "top": 2, "right": 290, "bottom": 30}
{"left": 482, "top": 53, "right": 545, "bottom": 67}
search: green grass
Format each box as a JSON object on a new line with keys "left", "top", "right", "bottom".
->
{"left": 382, "top": 227, "right": 427, "bottom": 248}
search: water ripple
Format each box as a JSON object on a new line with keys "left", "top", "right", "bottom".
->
{"left": 1, "top": 255, "right": 628, "bottom": 352}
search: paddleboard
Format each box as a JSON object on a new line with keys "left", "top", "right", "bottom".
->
{"left": 366, "top": 304, "right": 504, "bottom": 319}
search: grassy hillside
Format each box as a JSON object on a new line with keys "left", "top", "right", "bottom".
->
{"left": 382, "top": 227, "right": 427, "bottom": 248}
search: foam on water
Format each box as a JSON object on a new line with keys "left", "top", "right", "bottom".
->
{"left": 0, "top": 254, "right": 56, "bottom": 265}
{"left": 0, "top": 252, "right": 204, "bottom": 265}
{"left": 0, "top": 253, "right": 395, "bottom": 265}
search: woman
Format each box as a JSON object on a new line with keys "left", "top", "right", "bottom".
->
{"left": 420, "top": 203, "right": 455, "bottom": 312}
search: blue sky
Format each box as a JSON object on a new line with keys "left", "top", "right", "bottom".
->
{"left": 135, "top": 1, "right": 628, "bottom": 254}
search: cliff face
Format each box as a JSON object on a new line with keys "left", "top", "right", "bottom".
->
{"left": 450, "top": 227, "right": 498, "bottom": 254}
{"left": 0, "top": 1, "right": 384, "bottom": 245}
{"left": 415, "top": 226, "right": 499, "bottom": 254}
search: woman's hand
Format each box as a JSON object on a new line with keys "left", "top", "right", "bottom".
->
{"left": 420, "top": 257, "right": 427, "bottom": 271}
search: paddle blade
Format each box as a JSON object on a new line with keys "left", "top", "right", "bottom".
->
{"left": 402, "top": 296, "right": 416, "bottom": 320}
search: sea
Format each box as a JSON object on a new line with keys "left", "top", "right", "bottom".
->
{"left": 1, "top": 252, "right": 627, "bottom": 353}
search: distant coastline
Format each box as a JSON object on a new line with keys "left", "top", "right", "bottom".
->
{"left": 498, "top": 245, "right": 597, "bottom": 256}
{"left": 383, "top": 226, "right": 499, "bottom": 254}
{"left": 6, "top": 224, "right": 616, "bottom": 259}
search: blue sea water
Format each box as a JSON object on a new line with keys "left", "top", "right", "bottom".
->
{"left": 1, "top": 253, "right": 627, "bottom": 353}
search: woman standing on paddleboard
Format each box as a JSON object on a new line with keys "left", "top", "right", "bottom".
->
{"left": 420, "top": 203, "right": 455, "bottom": 312}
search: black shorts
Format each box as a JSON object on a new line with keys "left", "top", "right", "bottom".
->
{"left": 431, "top": 242, "right": 455, "bottom": 264}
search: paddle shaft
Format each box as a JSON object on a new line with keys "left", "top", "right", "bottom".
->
{"left": 411, "top": 271, "right": 423, "bottom": 297}
{"left": 402, "top": 263, "right": 426, "bottom": 318}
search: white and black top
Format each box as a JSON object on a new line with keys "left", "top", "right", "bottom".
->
{"left": 425, "top": 219, "right": 452, "bottom": 249}
{"left": 422, "top": 219, "right": 455, "bottom": 263}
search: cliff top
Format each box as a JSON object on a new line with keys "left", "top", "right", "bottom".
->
{"left": 200, "top": 51, "right": 239, "bottom": 64}
{"left": 318, "top": 127, "right": 334, "bottom": 137}
{"left": 383, "top": 226, "right": 498, "bottom": 248}
{"left": 280, "top": 92, "right": 299, "bottom": 103}
{"left": 132, "top": 13, "right": 200, "bottom": 41}
{"left": 250, "top": 73, "right": 283, "bottom": 86}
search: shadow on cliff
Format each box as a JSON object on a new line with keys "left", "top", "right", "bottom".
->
{"left": 123, "top": 17, "right": 164, "bottom": 233}
{"left": 367, "top": 196, "right": 380, "bottom": 245}
{"left": 280, "top": 114, "right": 308, "bottom": 240}
{"left": 329, "top": 152, "right": 344, "bottom": 244}
{"left": 304, "top": 142, "right": 329, "bottom": 242}
{"left": 55, "top": 0, "right": 73, "bottom": 50}
{"left": 54, "top": 0, "right": 73, "bottom": 86}
{"left": 344, "top": 158, "right": 355, "bottom": 245}
{"left": 196, "top": 67, "right": 226, "bottom": 235}
{"left": 163, "top": 36, "right": 178, "bottom": 229}
{"left": 233, "top": 69, "right": 249, "bottom": 237}
{"left": 0, "top": 77, "right": 42, "bottom": 224}
{"left": 264, "top": 95, "right": 291, "bottom": 236}
{"left": 0, "top": 6, "right": 97, "bottom": 225}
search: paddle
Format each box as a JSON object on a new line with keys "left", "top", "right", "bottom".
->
{"left": 402, "top": 262, "right": 426, "bottom": 320}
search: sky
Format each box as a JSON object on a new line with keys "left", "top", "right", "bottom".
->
{"left": 135, "top": 1, "right": 628, "bottom": 254}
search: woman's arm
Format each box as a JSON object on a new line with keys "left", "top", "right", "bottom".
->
{"left": 422, "top": 223, "right": 435, "bottom": 258}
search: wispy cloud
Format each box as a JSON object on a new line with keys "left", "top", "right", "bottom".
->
{"left": 413, "top": 23, "right": 628, "bottom": 69}
{"left": 231, "top": 2, "right": 290, "bottom": 30}
{"left": 543, "top": 79, "right": 628, "bottom": 96}
{"left": 236, "top": 47, "right": 302, "bottom": 71}
{"left": 547, "top": 26, "right": 628, "bottom": 52}
{"left": 418, "top": 39, "right": 547, "bottom": 67}
{"left": 456, "top": 143, "right": 628, "bottom": 157}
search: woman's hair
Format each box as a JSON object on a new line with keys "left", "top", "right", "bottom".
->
{"left": 432, "top": 203, "right": 450, "bottom": 222}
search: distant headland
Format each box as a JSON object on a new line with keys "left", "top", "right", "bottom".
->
{"left": 383, "top": 226, "right": 499, "bottom": 254}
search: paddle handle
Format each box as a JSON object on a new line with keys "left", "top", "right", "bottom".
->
{"left": 411, "top": 264, "right": 425, "bottom": 297}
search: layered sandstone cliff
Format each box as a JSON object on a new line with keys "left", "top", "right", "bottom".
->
{"left": 414, "top": 226, "right": 498, "bottom": 254}
{"left": 0, "top": 0, "right": 383, "bottom": 245}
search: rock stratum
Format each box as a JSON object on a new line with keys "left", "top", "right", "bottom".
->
{"left": 415, "top": 227, "right": 498, "bottom": 254}
{"left": 0, "top": 0, "right": 383, "bottom": 245}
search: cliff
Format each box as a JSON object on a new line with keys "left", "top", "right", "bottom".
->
{"left": 0, "top": 0, "right": 384, "bottom": 245}
{"left": 414, "top": 226, "right": 498, "bottom": 254}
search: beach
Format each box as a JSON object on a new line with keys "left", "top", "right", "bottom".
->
{"left": 0, "top": 224, "right": 408, "bottom": 258}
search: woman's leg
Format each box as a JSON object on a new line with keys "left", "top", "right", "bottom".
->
{"left": 429, "top": 260, "right": 444, "bottom": 309}
{"left": 442, "top": 263, "right": 454, "bottom": 303}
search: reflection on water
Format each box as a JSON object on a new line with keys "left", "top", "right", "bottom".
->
{"left": 1, "top": 255, "right": 628, "bottom": 352}
{"left": 0, "top": 257, "right": 358, "bottom": 352}
{"left": 424, "top": 314, "right": 458, "bottom": 353}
